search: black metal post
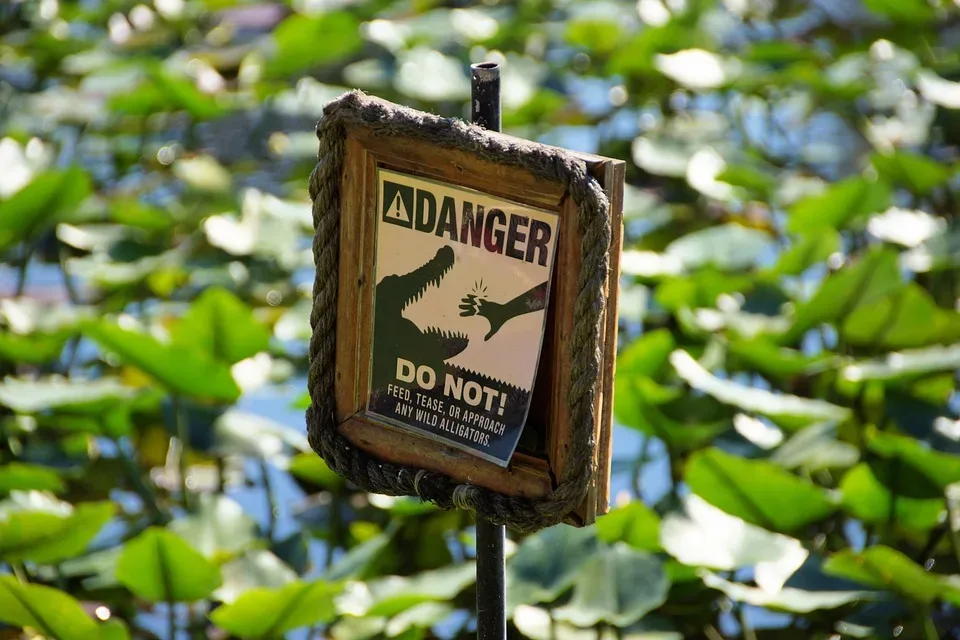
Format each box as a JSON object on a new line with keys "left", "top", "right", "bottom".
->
{"left": 470, "top": 61, "right": 506, "bottom": 640}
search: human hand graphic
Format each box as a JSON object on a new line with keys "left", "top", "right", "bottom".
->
{"left": 459, "top": 294, "right": 507, "bottom": 341}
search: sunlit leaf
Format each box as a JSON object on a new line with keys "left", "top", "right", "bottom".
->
{"left": 214, "top": 550, "right": 300, "bottom": 604}
{"left": 823, "top": 546, "right": 960, "bottom": 605}
{"left": 769, "top": 230, "right": 840, "bottom": 276}
{"left": 0, "top": 463, "right": 63, "bottom": 495}
{"left": 212, "top": 580, "right": 341, "bottom": 637}
{"left": 871, "top": 152, "right": 952, "bottom": 195}
{"left": 727, "top": 339, "right": 835, "bottom": 380}
{"left": 0, "top": 376, "right": 133, "bottom": 413}
{"left": 266, "top": 12, "right": 363, "bottom": 78}
{"left": 0, "top": 495, "right": 114, "bottom": 564}
{"left": 326, "top": 522, "right": 399, "bottom": 581}
{"left": 172, "top": 287, "right": 270, "bottom": 364}
{"left": 787, "top": 177, "right": 891, "bottom": 234}
{"left": 770, "top": 422, "right": 860, "bottom": 472}
{"left": 670, "top": 350, "right": 850, "bottom": 425}
{"left": 116, "top": 527, "right": 222, "bottom": 602}
{"left": 786, "top": 248, "right": 901, "bottom": 340}
{"left": 0, "top": 575, "right": 99, "bottom": 640}
{"left": 700, "top": 572, "right": 871, "bottom": 613}
{"left": 685, "top": 448, "right": 837, "bottom": 532}
{"left": 595, "top": 501, "right": 662, "bottom": 552}
{"left": 842, "top": 284, "right": 960, "bottom": 349}
{"left": 84, "top": 320, "right": 241, "bottom": 402}
{"left": 863, "top": 0, "right": 938, "bottom": 23}
{"left": 839, "top": 462, "right": 944, "bottom": 532}
{"left": 867, "top": 431, "right": 960, "bottom": 490}
{"left": 660, "top": 495, "right": 808, "bottom": 592}
{"left": 664, "top": 223, "right": 774, "bottom": 271}
{"left": 169, "top": 494, "right": 258, "bottom": 562}
{"left": 0, "top": 167, "right": 92, "bottom": 251}
{"left": 337, "top": 562, "right": 476, "bottom": 618}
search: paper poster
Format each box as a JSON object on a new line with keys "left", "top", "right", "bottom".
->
{"left": 366, "top": 168, "right": 559, "bottom": 466}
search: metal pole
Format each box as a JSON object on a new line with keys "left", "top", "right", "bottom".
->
{"left": 470, "top": 61, "right": 506, "bottom": 640}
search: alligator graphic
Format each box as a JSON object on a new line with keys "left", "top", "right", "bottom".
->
{"left": 370, "top": 246, "right": 470, "bottom": 394}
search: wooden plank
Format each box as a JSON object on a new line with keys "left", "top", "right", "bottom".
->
{"left": 338, "top": 414, "right": 554, "bottom": 499}
{"left": 594, "top": 159, "right": 625, "bottom": 517}
{"left": 334, "top": 136, "right": 367, "bottom": 422}
{"left": 350, "top": 127, "right": 565, "bottom": 210}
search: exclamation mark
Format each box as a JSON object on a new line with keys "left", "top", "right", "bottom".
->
{"left": 497, "top": 393, "right": 506, "bottom": 416}
{"left": 392, "top": 193, "right": 402, "bottom": 218}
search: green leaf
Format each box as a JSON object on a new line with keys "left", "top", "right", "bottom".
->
{"left": 727, "top": 338, "right": 835, "bottom": 380}
{"left": 863, "top": 0, "right": 938, "bottom": 23}
{"left": 839, "top": 462, "right": 944, "bottom": 532}
{"left": 616, "top": 377, "right": 732, "bottom": 451}
{"left": 507, "top": 526, "right": 599, "bottom": 609}
{"left": 553, "top": 544, "right": 669, "bottom": 627}
{"left": 98, "top": 619, "right": 132, "bottom": 640}
{"left": 0, "top": 575, "right": 99, "bottom": 640}
{"left": 0, "top": 463, "right": 64, "bottom": 495}
{"left": 289, "top": 453, "right": 344, "bottom": 489}
{"left": 565, "top": 18, "right": 622, "bottom": 55}
{"left": 770, "top": 422, "right": 860, "bottom": 472}
{"left": 266, "top": 12, "right": 363, "bottom": 78}
{"left": 842, "top": 344, "right": 960, "bottom": 382}
{"left": 786, "top": 247, "right": 902, "bottom": 340}
{"left": 685, "top": 448, "right": 837, "bottom": 532}
{"left": 0, "top": 376, "right": 134, "bottom": 413}
{"left": 670, "top": 350, "right": 850, "bottom": 426}
{"left": 660, "top": 495, "right": 808, "bottom": 591}
{"left": 715, "top": 165, "right": 775, "bottom": 199}
{"left": 787, "top": 177, "right": 891, "bottom": 234}
{"left": 617, "top": 329, "right": 675, "bottom": 379}
{"left": 0, "top": 331, "right": 70, "bottom": 364}
{"left": 0, "top": 496, "right": 114, "bottom": 564}
{"left": 867, "top": 431, "right": 960, "bottom": 490}
{"left": 84, "top": 320, "right": 240, "bottom": 402}
{"left": 338, "top": 562, "right": 476, "bottom": 618}
{"left": 769, "top": 230, "right": 841, "bottom": 276}
{"left": 842, "top": 284, "right": 960, "bottom": 349}
{"left": 215, "top": 550, "right": 298, "bottom": 604}
{"left": 385, "top": 602, "right": 453, "bottom": 637}
{"left": 664, "top": 223, "right": 775, "bottom": 272}
{"left": 148, "top": 67, "right": 227, "bottom": 120}
{"left": 211, "top": 580, "right": 340, "bottom": 637}
{"left": 595, "top": 502, "right": 662, "bottom": 552}
{"left": 823, "top": 546, "right": 959, "bottom": 605}
{"left": 871, "top": 151, "right": 952, "bottom": 195}
{"left": 700, "top": 572, "right": 871, "bottom": 613}
{"left": 169, "top": 494, "right": 258, "bottom": 562}
{"left": 108, "top": 197, "right": 174, "bottom": 230}
{"left": 654, "top": 270, "right": 753, "bottom": 311}
{"left": 115, "top": 527, "right": 222, "bottom": 602}
{"left": 172, "top": 287, "right": 270, "bottom": 364}
{"left": 325, "top": 522, "right": 399, "bottom": 581}
{"left": 0, "top": 167, "right": 92, "bottom": 251}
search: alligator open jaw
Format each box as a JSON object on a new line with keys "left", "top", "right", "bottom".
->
{"left": 422, "top": 326, "right": 469, "bottom": 358}
{"left": 400, "top": 245, "right": 455, "bottom": 312}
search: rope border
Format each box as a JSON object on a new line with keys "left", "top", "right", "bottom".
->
{"left": 306, "top": 91, "right": 610, "bottom": 531}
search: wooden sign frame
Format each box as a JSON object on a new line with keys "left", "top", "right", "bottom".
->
{"left": 329, "top": 104, "right": 623, "bottom": 526}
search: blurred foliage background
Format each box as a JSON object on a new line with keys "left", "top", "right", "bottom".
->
{"left": 2, "top": 0, "right": 960, "bottom": 638}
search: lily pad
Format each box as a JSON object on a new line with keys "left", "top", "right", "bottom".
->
{"left": 670, "top": 350, "right": 850, "bottom": 425}
{"left": 211, "top": 580, "right": 342, "bottom": 637}
{"left": 169, "top": 494, "right": 258, "bottom": 562}
{"left": 115, "top": 527, "right": 222, "bottom": 602}
{"left": 84, "top": 320, "right": 240, "bottom": 402}
{"left": 660, "top": 495, "right": 808, "bottom": 592}
{"left": 685, "top": 448, "right": 837, "bottom": 532}
{"left": 172, "top": 287, "right": 270, "bottom": 364}
{"left": 554, "top": 543, "right": 669, "bottom": 627}
{"left": 506, "top": 523, "right": 600, "bottom": 609}
{"left": 0, "top": 575, "right": 99, "bottom": 640}
{"left": 595, "top": 501, "right": 662, "bottom": 552}
{"left": 823, "top": 546, "right": 960, "bottom": 605}
{"left": 700, "top": 572, "right": 871, "bottom": 613}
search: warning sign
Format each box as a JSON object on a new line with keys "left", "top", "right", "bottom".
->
{"left": 367, "top": 168, "right": 559, "bottom": 466}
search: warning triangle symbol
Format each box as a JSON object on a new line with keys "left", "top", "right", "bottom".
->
{"left": 386, "top": 192, "right": 410, "bottom": 223}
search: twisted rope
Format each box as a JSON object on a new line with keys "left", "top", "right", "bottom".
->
{"left": 306, "top": 91, "right": 611, "bottom": 531}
